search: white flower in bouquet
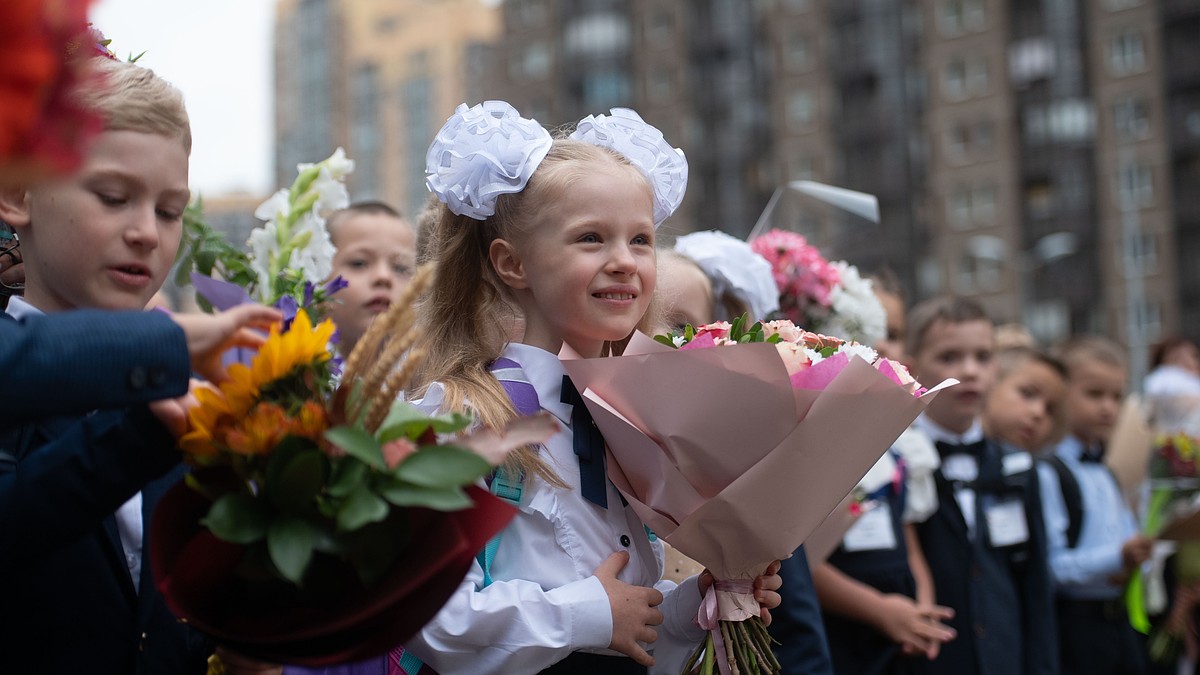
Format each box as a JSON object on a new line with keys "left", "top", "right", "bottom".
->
{"left": 245, "top": 148, "right": 355, "bottom": 304}
{"left": 824, "top": 261, "right": 886, "bottom": 346}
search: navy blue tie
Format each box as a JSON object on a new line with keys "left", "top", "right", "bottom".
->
{"left": 560, "top": 375, "right": 609, "bottom": 509}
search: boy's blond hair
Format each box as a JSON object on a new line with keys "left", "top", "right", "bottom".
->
{"left": 1054, "top": 335, "right": 1128, "bottom": 378}
{"left": 82, "top": 58, "right": 191, "bottom": 154}
{"left": 905, "top": 295, "right": 993, "bottom": 357}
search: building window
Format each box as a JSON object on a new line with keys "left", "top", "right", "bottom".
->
{"left": 786, "top": 32, "right": 811, "bottom": 71}
{"left": 646, "top": 9, "right": 672, "bottom": 43}
{"left": 938, "top": 0, "right": 986, "bottom": 37}
{"left": 510, "top": 41, "right": 552, "bottom": 81}
{"left": 943, "top": 57, "right": 989, "bottom": 101}
{"left": 565, "top": 13, "right": 632, "bottom": 60}
{"left": 787, "top": 153, "right": 815, "bottom": 180}
{"left": 1113, "top": 97, "right": 1151, "bottom": 139}
{"left": 1123, "top": 231, "right": 1158, "bottom": 275}
{"left": 956, "top": 252, "right": 1004, "bottom": 293}
{"left": 1026, "top": 182, "right": 1056, "bottom": 219}
{"left": 1116, "top": 161, "right": 1154, "bottom": 208}
{"left": 947, "top": 125, "right": 969, "bottom": 158}
{"left": 648, "top": 69, "right": 673, "bottom": 101}
{"left": 787, "top": 90, "right": 816, "bottom": 130}
{"left": 1103, "top": 0, "right": 1143, "bottom": 10}
{"left": 947, "top": 184, "right": 997, "bottom": 228}
{"left": 582, "top": 71, "right": 631, "bottom": 109}
{"left": 1110, "top": 29, "right": 1146, "bottom": 75}
{"left": 946, "top": 120, "right": 994, "bottom": 160}
{"left": 1130, "top": 298, "right": 1162, "bottom": 343}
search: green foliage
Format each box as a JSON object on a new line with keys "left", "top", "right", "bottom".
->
{"left": 174, "top": 198, "right": 256, "bottom": 313}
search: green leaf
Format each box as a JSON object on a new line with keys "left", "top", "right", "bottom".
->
{"left": 376, "top": 402, "right": 472, "bottom": 443}
{"left": 337, "top": 486, "right": 390, "bottom": 531}
{"left": 684, "top": 323, "right": 695, "bottom": 341}
{"left": 325, "top": 426, "right": 385, "bottom": 470}
{"left": 393, "top": 444, "right": 492, "bottom": 489}
{"left": 268, "top": 447, "right": 328, "bottom": 513}
{"left": 268, "top": 517, "right": 315, "bottom": 583}
{"left": 377, "top": 480, "right": 474, "bottom": 511}
{"left": 653, "top": 334, "right": 678, "bottom": 348}
{"left": 201, "top": 493, "right": 272, "bottom": 544}
{"left": 328, "top": 457, "right": 369, "bottom": 498}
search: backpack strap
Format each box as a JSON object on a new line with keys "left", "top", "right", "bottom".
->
{"left": 1044, "top": 455, "right": 1084, "bottom": 549}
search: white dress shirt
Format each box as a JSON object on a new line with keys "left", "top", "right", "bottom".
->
{"left": 1037, "top": 435, "right": 1138, "bottom": 599}
{"left": 6, "top": 296, "right": 144, "bottom": 591}
{"left": 406, "top": 342, "right": 705, "bottom": 674}
{"left": 913, "top": 414, "right": 984, "bottom": 536}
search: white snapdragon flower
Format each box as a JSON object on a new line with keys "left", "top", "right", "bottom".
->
{"left": 254, "top": 189, "right": 290, "bottom": 222}
{"left": 247, "top": 223, "right": 278, "bottom": 300}
{"left": 312, "top": 166, "right": 351, "bottom": 218}
{"left": 290, "top": 212, "right": 337, "bottom": 281}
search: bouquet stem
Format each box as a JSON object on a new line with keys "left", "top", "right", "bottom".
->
{"left": 682, "top": 617, "right": 780, "bottom": 675}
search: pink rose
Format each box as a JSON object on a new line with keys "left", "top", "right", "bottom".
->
{"left": 695, "top": 321, "right": 731, "bottom": 340}
{"left": 761, "top": 319, "right": 805, "bottom": 343}
{"left": 774, "top": 341, "right": 813, "bottom": 376}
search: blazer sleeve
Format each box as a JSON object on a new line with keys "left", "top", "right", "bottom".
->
{"left": 0, "top": 407, "right": 180, "bottom": 571}
{"left": 0, "top": 310, "right": 189, "bottom": 419}
{"left": 1020, "top": 467, "right": 1061, "bottom": 675}
{"left": 767, "top": 545, "right": 835, "bottom": 675}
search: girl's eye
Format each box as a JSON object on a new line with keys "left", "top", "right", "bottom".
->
{"left": 156, "top": 209, "right": 183, "bottom": 221}
{"left": 348, "top": 259, "right": 368, "bottom": 269}
{"left": 579, "top": 233, "right": 601, "bottom": 243}
{"left": 632, "top": 234, "right": 652, "bottom": 246}
{"left": 97, "top": 194, "right": 125, "bottom": 206}
{"left": 394, "top": 264, "right": 412, "bottom": 276}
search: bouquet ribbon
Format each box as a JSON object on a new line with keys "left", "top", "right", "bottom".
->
{"left": 696, "top": 579, "right": 758, "bottom": 675}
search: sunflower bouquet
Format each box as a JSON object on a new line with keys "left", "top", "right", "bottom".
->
{"left": 150, "top": 267, "right": 557, "bottom": 665}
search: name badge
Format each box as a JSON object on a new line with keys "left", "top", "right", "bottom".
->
{"left": 842, "top": 502, "right": 897, "bottom": 552}
{"left": 985, "top": 498, "right": 1029, "bottom": 548}
{"left": 941, "top": 455, "right": 979, "bottom": 483}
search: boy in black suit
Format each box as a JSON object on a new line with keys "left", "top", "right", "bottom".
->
{"left": 906, "top": 297, "right": 1058, "bottom": 675}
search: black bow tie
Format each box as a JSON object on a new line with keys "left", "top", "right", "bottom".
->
{"left": 936, "top": 439, "right": 987, "bottom": 461}
{"left": 1080, "top": 444, "right": 1105, "bottom": 464}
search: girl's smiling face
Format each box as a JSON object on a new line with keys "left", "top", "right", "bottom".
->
{"left": 495, "top": 161, "right": 656, "bottom": 358}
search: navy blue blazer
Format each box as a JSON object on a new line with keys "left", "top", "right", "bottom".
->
{"left": 769, "top": 544, "right": 836, "bottom": 675}
{"left": 0, "top": 309, "right": 189, "bottom": 420}
{"left": 0, "top": 408, "right": 210, "bottom": 673}
{"left": 917, "top": 440, "right": 1058, "bottom": 675}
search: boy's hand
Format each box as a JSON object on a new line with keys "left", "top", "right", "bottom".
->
{"left": 172, "top": 305, "right": 282, "bottom": 383}
{"left": 595, "top": 551, "right": 663, "bottom": 667}
{"left": 1121, "top": 535, "right": 1153, "bottom": 571}
{"left": 148, "top": 380, "right": 200, "bottom": 439}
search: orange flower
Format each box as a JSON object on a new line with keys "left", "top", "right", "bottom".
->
{"left": 224, "top": 402, "right": 290, "bottom": 456}
{"left": 290, "top": 400, "right": 329, "bottom": 440}
{"left": 180, "top": 384, "right": 234, "bottom": 457}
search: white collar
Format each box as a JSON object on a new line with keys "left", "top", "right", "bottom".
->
{"left": 914, "top": 414, "right": 984, "bottom": 446}
{"left": 501, "top": 342, "right": 574, "bottom": 426}
{"left": 5, "top": 295, "right": 42, "bottom": 320}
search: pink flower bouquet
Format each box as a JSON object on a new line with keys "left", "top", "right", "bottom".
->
{"left": 561, "top": 317, "right": 953, "bottom": 675}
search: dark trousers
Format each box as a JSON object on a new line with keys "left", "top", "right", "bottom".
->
{"left": 538, "top": 652, "right": 648, "bottom": 675}
{"left": 1058, "top": 598, "right": 1149, "bottom": 675}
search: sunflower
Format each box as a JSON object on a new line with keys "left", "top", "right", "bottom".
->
{"left": 251, "top": 309, "right": 336, "bottom": 386}
{"left": 180, "top": 384, "right": 234, "bottom": 458}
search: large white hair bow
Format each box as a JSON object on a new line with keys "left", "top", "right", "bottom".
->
{"left": 570, "top": 108, "right": 688, "bottom": 227}
{"left": 674, "top": 230, "right": 781, "bottom": 322}
{"left": 425, "top": 101, "right": 553, "bottom": 220}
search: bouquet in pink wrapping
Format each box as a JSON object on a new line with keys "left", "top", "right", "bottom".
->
{"left": 560, "top": 316, "right": 955, "bottom": 675}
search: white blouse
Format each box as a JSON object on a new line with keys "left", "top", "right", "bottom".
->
{"left": 405, "top": 342, "right": 705, "bottom": 674}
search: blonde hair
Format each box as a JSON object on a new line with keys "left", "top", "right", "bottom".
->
{"left": 82, "top": 58, "right": 191, "bottom": 154}
{"left": 410, "top": 138, "right": 658, "bottom": 485}
{"left": 1054, "top": 335, "right": 1128, "bottom": 378}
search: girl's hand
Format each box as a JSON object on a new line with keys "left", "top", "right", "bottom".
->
{"left": 173, "top": 305, "right": 282, "bottom": 384}
{"left": 697, "top": 561, "right": 783, "bottom": 626}
{"left": 754, "top": 560, "right": 783, "bottom": 626}
{"left": 595, "top": 551, "right": 663, "bottom": 667}
{"left": 876, "top": 595, "right": 955, "bottom": 660}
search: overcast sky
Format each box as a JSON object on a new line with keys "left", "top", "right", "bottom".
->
{"left": 91, "top": 0, "right": 275, "bottom": 197}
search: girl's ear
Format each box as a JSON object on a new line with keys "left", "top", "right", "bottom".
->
{"left": 0, "top": 186, "right": 31, "bottom": 229}
{"left": 489, "top": 238, "right": 529, "bottom": 290}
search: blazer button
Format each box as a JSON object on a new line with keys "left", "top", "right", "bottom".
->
{"left": 620, "top": 534, "right": 631, "bottom": 547}
{"left": 974, "top": 623, "right": 986, "bottom": 638}
{"left": 149, "top": 366, "right": 168, "bottom": 387}
{"left": 139, "top": 631, "right": 148, "bottom": 652}
{"left": 129, "top": 366, "right": 148, "bottom": 390}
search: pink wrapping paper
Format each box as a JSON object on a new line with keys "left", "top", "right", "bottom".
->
{"left": 561, "top": 332, "right": 953, "bottom": 581}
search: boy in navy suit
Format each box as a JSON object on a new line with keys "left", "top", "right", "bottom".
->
{"left": 906, "top": 297, "right": 1058, "bottom": 675}
{"left": 0, "top": 55, "right": 275, "bottom": 675}
{"left": 1038, "top": 337, "right": 1151, "bottom": 674}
